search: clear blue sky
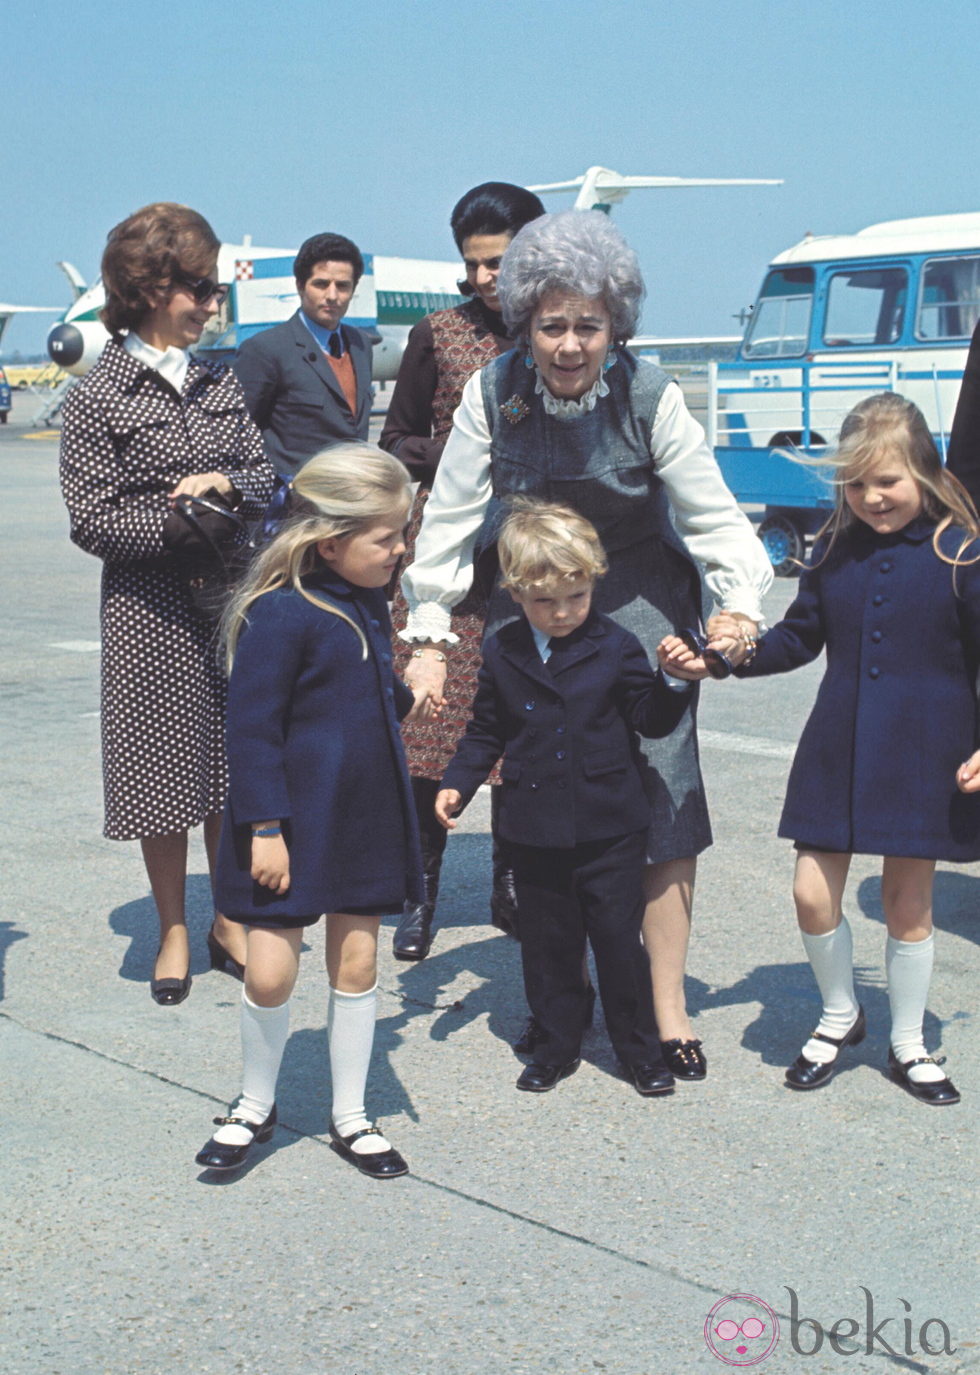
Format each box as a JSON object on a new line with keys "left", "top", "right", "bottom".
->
{"left": 3, "top": 0, "right": 980, "bottom": 356}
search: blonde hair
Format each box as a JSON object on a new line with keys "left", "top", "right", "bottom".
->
{"left": 805, "top": 393, "right": 980, "bottom": 571}
{"left": 222, "top": 444, "right": 411, "bottom": 667}
{"left": 497, "top": 497, "right": 608, "bottom": 593}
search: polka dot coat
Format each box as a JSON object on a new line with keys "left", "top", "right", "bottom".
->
{"left": 59, "top": 339, "right": 276, "bottom": 840}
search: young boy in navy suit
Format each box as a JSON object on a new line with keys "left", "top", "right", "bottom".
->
{"left": 436, "top": 499, "right": 691, "bottom": 1096}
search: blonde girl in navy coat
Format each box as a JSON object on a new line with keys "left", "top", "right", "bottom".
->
{"left": 662, "top": 393, "right": 980, "bottom": 1105}
{"left": 196, "top": 445, "right": 430, "bottom": 1178}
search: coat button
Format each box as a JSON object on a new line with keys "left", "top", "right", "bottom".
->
{"left": 872, "top": 593, "right": 884, "bottom": 606}
{"left": 879, "top": 561, "right": 893, "bottom": 573}
{"left": 371, "top": 618, "right": 380, "bottom": 628}
{"left": 524, "top": 700, "right": 536, "bottom": 711}
{"left": 530, "top": 781, "right": 540, "bottom": 790}
{"left": 555, "top": 724, "right": 566, "bottom": 734}
{"left": 871, "top": 630, "right": 882, "bottom": 643}
{"left": 869, "top": 666, "right": 880, "bottom": 679}
{"left": 555, "top": 750, "right": 566, "bottom": 760}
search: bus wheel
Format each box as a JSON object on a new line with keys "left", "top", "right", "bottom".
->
{"left": 758, "top": 513, "right": 805, "bottom": 576}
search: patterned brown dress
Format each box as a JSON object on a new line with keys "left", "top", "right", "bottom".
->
{"left": 381, "top": 299, "right": 512, "bottom": 781}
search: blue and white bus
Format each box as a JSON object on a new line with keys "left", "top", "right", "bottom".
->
{"left": 708, "top": 212, "right": 980, "bottom": 571}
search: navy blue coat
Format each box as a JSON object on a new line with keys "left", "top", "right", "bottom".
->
{"left": 441, "top": 611, "right": 691, "bottom": 849}
{"left": 738, "top": 518, "right": 980, "bottom": 860}
{"left": 215, "top": 568, "right": 422, "bottom": 918}
{"left": 235, "top": 312, "right": 373, "bottom": 477}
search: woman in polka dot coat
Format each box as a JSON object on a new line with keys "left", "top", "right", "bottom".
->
{"left": 59, "top": 203, "right": 275, "bottom": 1004}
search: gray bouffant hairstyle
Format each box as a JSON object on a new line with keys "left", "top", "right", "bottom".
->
{"left": 496, "top": 210, "right": 645, "bottom": 343}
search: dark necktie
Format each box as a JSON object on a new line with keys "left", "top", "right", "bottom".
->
{"left": 328, "top": 331, "right": 343, "bottom": 359}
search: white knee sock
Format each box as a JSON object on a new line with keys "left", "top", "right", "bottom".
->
{"left": 213, "top": 991, "right": 290, "bottom": 1146}
{"left": 887, "top": 932, "right": 945, "bottom": 1083}
{"left": 328, "top": 984, "right": 390, "bottom": 1155}
{"left": 799, "top": 919, "right": 860, "bottom": 1065}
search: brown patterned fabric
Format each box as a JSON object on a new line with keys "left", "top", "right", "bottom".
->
{"left": 429, "top": 301, "right": 511, "bottom": 443}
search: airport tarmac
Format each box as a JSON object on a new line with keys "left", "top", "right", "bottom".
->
{"left": 0, "top": 390, "right": 977, "bottom": 1375}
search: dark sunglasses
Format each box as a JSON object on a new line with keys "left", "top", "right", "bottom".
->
{"left": 173, "top": 272, "right": 230, "bottom": 306}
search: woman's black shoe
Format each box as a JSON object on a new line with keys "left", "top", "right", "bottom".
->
{"left": 785, "top": 1006, "right": 866, "bottom": 1090}
{"left": 195, "top": 1103, "right": 277, "bottom": 1170}
{"left": 328, "top": 1123, "right": 409, "bottom": 1178}
{"left": 207, "top": 924, "right": 245, "bottom": 982}
{"left": 150, "top": 958, "right": 191, "bottom": 1006}
{"left": 888, "top": 1049, "right": 961, "bottom": 1106}
{"left": 660, "top": 1037, "right": 707, "bottom": 1080}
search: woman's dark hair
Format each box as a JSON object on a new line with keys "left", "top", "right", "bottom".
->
{"left": 450, "top": 182, "right": 545, "bottom": 253}
{"left": 293, "top": 233, "right": 364, "bottom": 289}
{"left": 100, "top": 202, "right": 221, "bottom": 335}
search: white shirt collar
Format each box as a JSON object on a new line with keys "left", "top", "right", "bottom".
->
{"left": 124, "top": 332, "right": 190, "bottom": 391}
{"left": 534, "top": 366, "right": 610, "bottom": 417}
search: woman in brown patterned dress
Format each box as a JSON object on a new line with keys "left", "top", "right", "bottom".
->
{"left": 60, "top": 203, "right": 275, "bottom": 1004}
{"left": 381, "top": 182, "right": 545, "bottom": 961}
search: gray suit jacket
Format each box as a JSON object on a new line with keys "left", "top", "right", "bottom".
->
{"left": 234, "top": 311, "right": 373, "bottom": 476}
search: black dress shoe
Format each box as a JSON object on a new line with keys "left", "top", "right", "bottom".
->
{"left": 513, "top": 986, "right": 595, "bottom": 1055}
{"left": 888, "top": 1048, "right": 961, "bottom": 1106}
{"left": 660, "top": 1037, "right": 707, "bottom": 1080}
{"left": 150, "top": 971, "right": 191, "bottom": 1006}
{"left": 785, "top": 1006, "right": 866, "bottom": 1090}
{"left": 195, "top": 1103, "right": 277, "bottom": 1170}
{"left": 328, "top": 1123, "right": 409, "bottom": 1177}
{"left": 207, "top": 923, "right": 245, "bottom": 982}
{"left": 516, "top": 1059, "right": 580, "bottom": 1092}
{"left": 624, "top": 1062, "right": 675, "bottom": 1096}
{"left": 392, "top": 902, "right": 434, "bottom": 961}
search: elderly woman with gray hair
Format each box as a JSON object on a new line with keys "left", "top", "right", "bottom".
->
{"left": 401, "top": 210, "right": 772, "bottom": 1087}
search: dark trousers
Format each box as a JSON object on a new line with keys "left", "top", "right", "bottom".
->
{"left": 511, "top": 830, "right": 662, "bottom": 1067}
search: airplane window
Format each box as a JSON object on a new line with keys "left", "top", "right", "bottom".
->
{"left": 822, "top": 268, "right": 907, "bottom": 348}
{"left": 916, "top": 257, "right": 980, "bottom": 340}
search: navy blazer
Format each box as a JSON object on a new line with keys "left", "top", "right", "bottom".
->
{"left": 234, "top": 312, "right": 374, "bottom": 476}
{"left": 214, "top": 567, "right": 422, "bottom": 918}
{"left": 737, "top": 519, "right": 980, "bottom": 860}
{"left": 441, "top": 611, "right": 691, "bottom": 849}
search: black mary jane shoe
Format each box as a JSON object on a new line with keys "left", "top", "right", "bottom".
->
{"left": 195, "top": 1103, "right": 277, "bottom": 1170}
{"left": 784, "top": 1006, "right": 866, "bottom": 1090}
{"left": 624, "top": 1061, "right": 675, "bottom": 1097}
{"left": 328, "top": 1123, "right": 409, "bottom": 1178}
{"left": 516, "top": 1059, "right": 580, "bottom": 1093}
{"left": 207, "top": 924, "right": 245, "bottom": 982}
{"left": 150, "top": 968, "right": 191, "bottom": 1006}
{"left": 888, "top": 1048, "right": 961, "bottom": 1106}
{"left": 660, "top": 1037, "right": 707, "bottom": 1080}
{"left": 514, "top": 986, "right": 595, "bottom": 1055}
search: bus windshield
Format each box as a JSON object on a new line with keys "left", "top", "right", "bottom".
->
{"left": 742, "top": 268, "right": 814, "bottom": 359}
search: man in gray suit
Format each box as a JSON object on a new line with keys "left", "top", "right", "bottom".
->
{"left": 235, "top": 233, "right": 373, "bottom": 477}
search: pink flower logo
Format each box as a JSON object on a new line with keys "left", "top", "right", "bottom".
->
{"left": 705, "top": 1294, "right": 780, "bottom": 1365}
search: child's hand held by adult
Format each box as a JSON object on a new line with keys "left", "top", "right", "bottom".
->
{"left": 956, "top": 750, "right": 980, "bottom": 793}
{"left": 657, "top": 634, "right": 710, "bottom": 680}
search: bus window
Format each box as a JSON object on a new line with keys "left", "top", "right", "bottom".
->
{"left": 822, "top": 268, "right": 907, "bottom": 348}
{"left": 742, "top": 267, "right": 814, "bottom": 359}
{"left": 916, "top": 256, "right": 980, "bottom": 340}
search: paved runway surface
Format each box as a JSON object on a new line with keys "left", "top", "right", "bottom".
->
{"left": 1, "top": 391, "right": 976, "bottom": 1374}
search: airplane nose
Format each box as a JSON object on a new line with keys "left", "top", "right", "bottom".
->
{"left": 47, "top": 323, "right": 85, "bottom": 368}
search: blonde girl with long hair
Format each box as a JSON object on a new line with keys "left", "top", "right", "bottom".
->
{"left": 196, "top": 444, "right": 431, "bottom": 1178}
{"left": 662, "top": 393, "right": 980, "bottom": 1105}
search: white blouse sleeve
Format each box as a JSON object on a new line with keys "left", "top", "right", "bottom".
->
{"left": 400, "top": 371, "right": 493, "bottom": 643}
{"left": 652, "top": 381, "right": 772, "bottom": 620}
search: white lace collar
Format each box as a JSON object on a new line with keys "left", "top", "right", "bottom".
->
{"left": 534, "top": 367, "right": 610, "bottom": 417}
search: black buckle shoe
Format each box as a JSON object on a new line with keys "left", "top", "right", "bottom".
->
{"left": 328, "top": 1123, "right": 409, "bottom": 1177}
{"left": 888, "top": 1048, "right": 961, "bottom": 1106}
{"left": 660, "top": 1038, "right": 707, "bottom": 1080}
{"left": 195, "top": 1103, "right": 277, "bottom": 1170}
{"left": 785, "top": 1006, "right": 866, "bottom": 1090}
